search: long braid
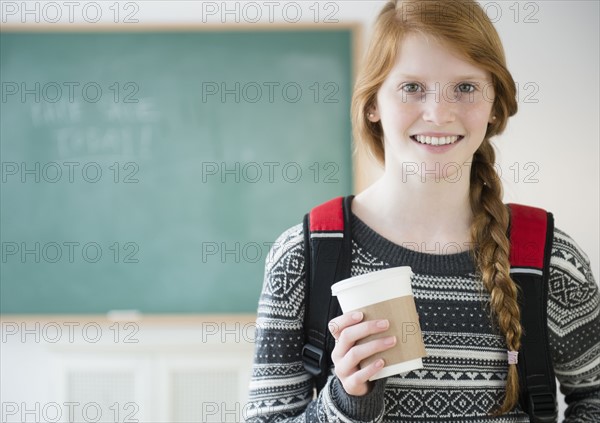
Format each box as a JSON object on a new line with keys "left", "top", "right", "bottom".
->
{"left": 351, "top": 0, "right": 522, "bottom": 415}
{"left": 469, "top": 140, "right": 523, "bottom": 415}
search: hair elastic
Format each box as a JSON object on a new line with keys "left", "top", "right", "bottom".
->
{"left": 507, "top": 350, "right": 518, "bottom": 365}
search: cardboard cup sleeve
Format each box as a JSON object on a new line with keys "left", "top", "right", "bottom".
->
{"left": 332, "top": 266, "right": 427, "bottom": 380}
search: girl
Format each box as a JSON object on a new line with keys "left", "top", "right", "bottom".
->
{"left": 246, "top": 0, "right": 599, "bottom": 421}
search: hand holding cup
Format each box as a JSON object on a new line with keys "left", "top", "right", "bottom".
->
{"left": 329, "top": 266, "right": 427, "bottom": 395}
{"left": 328, "top": 311, "right": 397, "bottom": 396}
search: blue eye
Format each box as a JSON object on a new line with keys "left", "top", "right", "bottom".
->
{"left": 401, "top": 83, "right": 421, "bottom": 93}
{"left": 457, "top": 83, "right": 476, "bottom": 93}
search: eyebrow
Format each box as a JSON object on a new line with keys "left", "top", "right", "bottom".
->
{"left": 397, "top": 73, "right": 488, "bottom": 81}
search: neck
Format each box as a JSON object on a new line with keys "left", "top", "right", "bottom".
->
{"left": 355, "top": 163, "right": 474, "bottom": 243}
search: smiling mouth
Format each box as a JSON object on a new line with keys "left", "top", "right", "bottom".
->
{"left": 410, "top": 135, "right": 464, "bottom": 146}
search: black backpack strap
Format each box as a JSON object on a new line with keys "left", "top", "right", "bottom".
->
{"left": 302, "top": 195, "right": 353, "bottom": 393}
{"left": 507, "top": 203, "right": 558, "bottom": 422}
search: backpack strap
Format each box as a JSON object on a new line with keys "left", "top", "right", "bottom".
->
{"left": 507, "top": 203, "right": 558, "bottom": 422}
{"left": 301, "top": 195, "right": 353, "bottom": 393}
{"left": 301, "top": 198, "right": 558, "bottom": 420}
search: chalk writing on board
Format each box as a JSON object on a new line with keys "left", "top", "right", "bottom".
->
{"left": 28, "top": 97, "right": 159, "bottom": 160}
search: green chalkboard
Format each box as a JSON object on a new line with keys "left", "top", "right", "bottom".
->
{"left": 0, "top": 28, "right": 354, "bottom": 314}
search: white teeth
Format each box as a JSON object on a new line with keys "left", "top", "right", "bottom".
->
{"left": 414, "top": 135, "right": 460, "bottom": 145}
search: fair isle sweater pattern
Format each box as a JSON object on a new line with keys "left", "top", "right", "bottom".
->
{"left": 246, "top": 214, "right": 600, "bottom": 422}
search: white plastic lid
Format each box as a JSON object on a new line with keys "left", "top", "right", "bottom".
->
{"left": 331, "top": 266, "right": 414, "bottom": 311}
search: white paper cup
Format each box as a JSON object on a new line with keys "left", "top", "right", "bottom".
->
{"left": 331, "top": 266, "right": 426, "bottom": 380}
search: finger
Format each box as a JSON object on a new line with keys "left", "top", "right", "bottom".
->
{"left": 346, "top": 336, "right": 396, "bottom": 367}
{"left": 336, "top": 319, "right": 390, "bottom": 356}
{"left": 345, "top": 358, "right": 385, "bottom": 390}
{"left": 334, "top": 336, "right": 396, "bottom": 378}
{"left": 328, "top": 311, "right": 364, "bottom": 340}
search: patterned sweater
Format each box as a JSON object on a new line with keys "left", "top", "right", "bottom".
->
{"left": 246, "top": 211, "right": 600, "bottom": 422}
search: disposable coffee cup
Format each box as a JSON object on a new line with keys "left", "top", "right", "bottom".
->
{"left": 331, "top": 266, "right": 427, "bottom": 380}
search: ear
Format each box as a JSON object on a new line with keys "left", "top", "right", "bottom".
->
{"left": 367, "top": 105, "right": 380, "bottom": 122}
{"left": 488, "top": 114, "right": 497, "bottom": 124}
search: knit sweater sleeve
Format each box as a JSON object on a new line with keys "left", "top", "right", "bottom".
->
{"left": 547, "top": 227, "right": 600, "bottom": 422}
{"left": 245, "top": 223, "right": 386, "bottom": 423}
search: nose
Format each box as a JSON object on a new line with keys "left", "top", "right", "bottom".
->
{"left": 421, "top": 88, "right": 456, "bottom": 125}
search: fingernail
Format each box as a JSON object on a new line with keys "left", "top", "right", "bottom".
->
{"left": 375, "top": 359, "right": 384, "bottom": 368}
{"left": 352, "top": 312, "right": 363, "bottom": 321}
{"left": 328, "top": 323, "right": 338, "bottom": 335}
{"left": 384, "top": 336, "right": 396, "bottom": 345}
{"left": 376, "top": 319, "right": 389, "bottom": 328}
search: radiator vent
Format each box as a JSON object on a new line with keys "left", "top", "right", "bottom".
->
{"left": 67, "top": 371, "right": 136, "bottom": 422}
{"left": 171, "top": 370, "right": 240, "bottom": 423}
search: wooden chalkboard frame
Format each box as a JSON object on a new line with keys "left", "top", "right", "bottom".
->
{"left": 0, "top": 22, "right": 368, "bottom": 319}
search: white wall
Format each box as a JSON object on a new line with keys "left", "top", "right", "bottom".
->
{"left": 0, "top": 317, "right": 256, "bottom": 422}
{"left": 2, "top": 1, "right": 598, "bottom": 421}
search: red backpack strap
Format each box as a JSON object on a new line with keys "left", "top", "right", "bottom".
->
{"left": 508, "top": 203, "right": 549, "bottom": 270}
{"left": 507, "top": 203, "right": 558, "bottom": 422}
{"left": 302, "top": 195, "right": 353, "bottom": 392}
{"left": 309, "top": 196, "right": 345, "bottom": 233}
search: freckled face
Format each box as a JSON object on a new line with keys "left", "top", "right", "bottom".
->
{"left": 368, "top": 33, "right": 496, "bottom": 179}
